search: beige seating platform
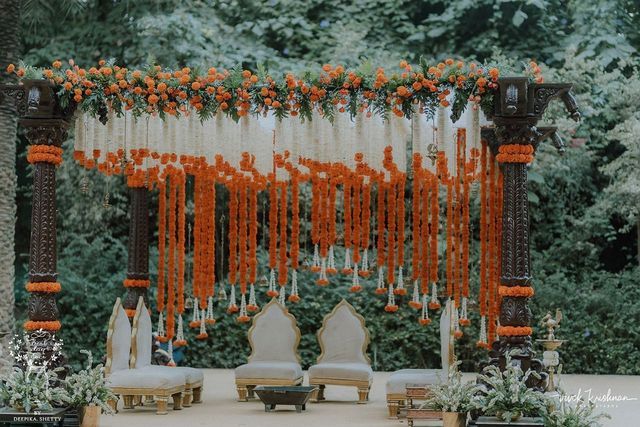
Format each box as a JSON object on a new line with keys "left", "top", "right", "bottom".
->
{"left": 132, "top": 298, "right": 205, "bottom": 407}
{"left": 105, "top": 298, "right": 185, "bottom": 415}
{"left": 385, "top": 299, "right": 454, "bottom": 417}
{"left": 309, "top": 299, "right": 373, "bottom": 404}
{"left": 235, "top": 299, "right": 303, "bottom": 401}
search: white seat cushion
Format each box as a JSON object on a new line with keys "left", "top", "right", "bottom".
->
{"left": 108, "top": 368, "right": 184, "bottom": 390}
{"left": 385, "top": 369, "right": 442, "bottom": 394}
{"left": 308, "top": 362, "right": 373, "bottom": 382}
{"left": 135, "top": 365, "right": 204, "bottom": 385}
{"left": 235, "top": 361, "right": 302, "bottom": 381}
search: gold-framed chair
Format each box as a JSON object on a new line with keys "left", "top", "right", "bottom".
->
{"left": 308, "top": 299, "right": 373, "bottom": 404}
{"left": 131, "top": 298, "right": 205, "bottom": 407}
{"left": 234, "top": 299, "right": 303, "bottom": 401}
{"left": 385, "top": 299, "right": 455, "bottom": 418}
{"left": 105, "top": 298, "right": 185, "bottom": 415}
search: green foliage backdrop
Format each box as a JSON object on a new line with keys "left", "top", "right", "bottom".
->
{"left": 9, "top": 0, "right": 639, "bottom": 374}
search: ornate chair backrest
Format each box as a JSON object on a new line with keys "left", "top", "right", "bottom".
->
{"left": 440, "top": 299, "right": 455, "bottom": 380}
{"left": 248, "top": 299, "right": 301, "bottom": 363}
{"left": 105, "top": 297, "right": 132, "bottom": 376}
{"left": 316, "top": 299, "right": 371, "bottom": 365}
{"left": 130, "top": 297, "right": 153, "bottom": 369}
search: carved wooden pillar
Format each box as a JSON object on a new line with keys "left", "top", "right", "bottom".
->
{"left": 484, "top": 77, "right": 579, "bottom": 388}
{"left": 122, "top": 185, "right": 150, "bottom": 317}
{"left": 15, "top": 79, "right": 75, "bottom": 366}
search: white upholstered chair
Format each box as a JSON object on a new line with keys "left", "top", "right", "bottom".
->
{"left": 132, "top": 298, "right": 205, "bottom": 407}
{"left": 385, "top": 299, "right": 455, "bottom": 417}
{"left": 234, "top": 299, "right": 303, "bottom": 401}
{"left": 308, "top": 299, "right": 373, "bottom": 404}
{"left": 105, "top": 298, "right": 185, "bottom": 415}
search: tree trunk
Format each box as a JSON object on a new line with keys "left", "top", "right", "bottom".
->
{"left": 637, "top": 216, "right": 639, "bottom": 267}
{"left": 0, "top": 0, "right": 20, "bottom": 375}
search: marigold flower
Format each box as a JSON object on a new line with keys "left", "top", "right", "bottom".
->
{"left": 52, "top": 60, "right": 62, "bottom": 69}
{"left": 6, "top": 64, "right": 15, "bottom": 73}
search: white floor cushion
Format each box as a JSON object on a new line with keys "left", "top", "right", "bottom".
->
{"left": 385, "top": 369, "right": 442, "bottom": 394}
{"left": 136, "top": 365, "right": 204, "bottom": 384}
{"left": 235, "top": 361, "right": 302, "bottom": 381}
{"left": 309, "top": 363, "right": 373, "bottom": 382}
{"left": 108, "top": 368, "right": 185, "bottom": 390}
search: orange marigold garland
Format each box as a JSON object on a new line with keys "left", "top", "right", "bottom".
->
{"left": 342, "top": 176, "right": 353, "bottom": 275}
{"left": 288, "top": 171, "right": 301, "bottom": 303}
{"left": 477, "top": 141, "right": 489, "bottom": 348}
{"left": 176, "top": 171, "right": 187, "bottom": 345}
{"left": 267, "top": 175, "right": 279, "bottom": 297}
{"left": 497, "top": 326, "right": 533, "bottom": 336}
{"left": 375, "top": 179, "right": 387, "bottom": 295}
{"left": 411, "top": 154, "right": 422, "bottom": 284}
{"left": 278, "top": 181, "right": 289, "bottom": 293}
{"left": 359, "top": 179, "right": 371, "bottom": 278}
{"left": 27, "top": 145, "right": 63, "bottom": 165}
{"left": 25, "top": 282, "right": 62, "bottom": 293}
{"left": 327, "top": 175, "right": 338, "bottom": 275}
{"left": 248, "top": 182, "right": 261, "bottom": 310}
{"left": 166, "top": 171, "right": 177, "bottom": 340}
{"left": 228, "top": 180, "right": 240, "bottom": 312}
{"left": 237, "top": 179, "right": 250, "bottom": 323}
{"left": 394, "top": 174, "right": 407, "bottom": 296}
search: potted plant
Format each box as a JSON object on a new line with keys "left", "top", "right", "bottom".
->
{"left": 419, "top": 362, "right": 477, "bottom": 427}
{"left": 0, "top": 366, "right": 68, "bottom": 413}
{"left": 65, "top": 350, "right": 117, "bottom": 427}
{"left": 544, "top": 394, "right": 610, "bottom": 427}
{"left": 473, "top": 351, "right": 548, "bottom": 424}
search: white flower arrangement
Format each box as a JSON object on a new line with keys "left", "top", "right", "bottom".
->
{"left": 420, "top": 361, "right": 478, "bottom": 413}
{"left": 544, "top": 394, "right": 610, "bottom": 427}
{"left": 65, "top": 350, "right": 116, "bottom": 414}
{"left": 0, "top": 334, "right": 68, "bottom": 413}
{"left": 472, "top": 350, "right": 549, "bottom": 422}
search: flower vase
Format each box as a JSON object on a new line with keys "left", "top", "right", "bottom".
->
{"left": 80, "top": 405, "right": 101, "bottom": 427}
{"left": 443, "top": 412, "right": 466, "bottom": 427}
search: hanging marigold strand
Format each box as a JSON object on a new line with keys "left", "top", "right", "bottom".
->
{"left": 453, "top": 131, "right": 463, "bottom": 309}
{"left": 343, "top": 176, "right": 353, "bottom": 273}
{"left": 352, "top": 177, "right": 361, "bottom": 265}
{"left": 396, "top": 174, "right": 406, "bottom": 273}
{"left": 328, "top": 174, "right": 338, "bottom": 248}
{"left": 238, "top": 179, "right": 248, "bottom": 295}
{"left": 386, "top": 176, "right": 397, "bottom": 285}
{"left": 177, "top": 171, "right": 186, "bottom": 315}
{"left": 375, "top": 179, "right": 386, "bottom": 295}
{"left": 229, "top": 180, "right": 239, "bottom": 286}
{"left": 192, "top": 176, "right": 201, "bottom": 311}
{"left": 269, "top": 175, "right": 279, "bottom": 272}
{"left": 430, "top": 170, "right": 440, "bottom": 286}
{"left": 167, "top": 170, "right": 177, "bottom": 340}
{"left": 319, "top": 176, "right": 329, "bottom": 259}
{"left": 249, "top": 182, "right": 259, "bottom": 283}
{"left": 208, "top": 175, "right": 217, "bottom": 304}
{"left": 359, "top": 179, "right": 371, "bottom": 277}
{"left": 421, "top": 173, "right": 431, "bottom": 293}
{"left": 446, "top": 177, "right": 454, "bottom": 300}
{"left": 479, "top": 142, "right": 489, "bottom": 327}
{"left": 157, "top": 180, "right": 167, "bottom": 315}
{"left": 278, "top": 181, "right": 288, "bottom": 287}
{"left": 411, "top": 154, "right": 422, "bottom": 283}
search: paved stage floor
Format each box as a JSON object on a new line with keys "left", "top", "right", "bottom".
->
{"left": 103, "top": 369, "right": 640, "bottom": 427}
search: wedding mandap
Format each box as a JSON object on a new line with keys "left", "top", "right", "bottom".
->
{"left": 0, "top": 58, "right": 581, "bottom": 427}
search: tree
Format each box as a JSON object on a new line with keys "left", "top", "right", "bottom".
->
{"left": 0, "top": 0, "right": 20, "bottom": 375}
